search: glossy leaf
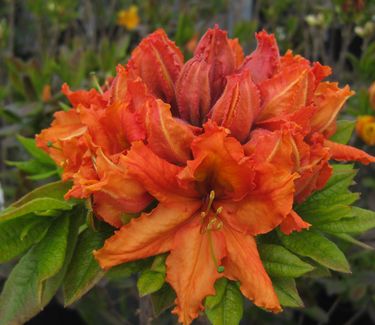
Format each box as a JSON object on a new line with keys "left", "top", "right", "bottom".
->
{"left": 63, "top": 227, "right": 110, "bottom": 306}
{"left": 137, "top": 270, "right": 165, "bottom": 296}
{"left": 330, "top": 120, "right": 355, "bottom": 144}
{"left": 205, "top": 279, "right": 244, "bottom": 325}
{"left": 259, "top": 244, "right": 314, "bottom": 277}
{"left": 272, "top": 277, "right": 303, "bottom": 308}
{"left": 0, "top": 216, "right": 52, "bottom": 263}
{"left": 278, "top": 230, "right": 350, "bottom": 273}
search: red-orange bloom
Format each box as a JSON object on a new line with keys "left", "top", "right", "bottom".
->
{"left": 95, "top": 123, "right": 297, "bottom": 324}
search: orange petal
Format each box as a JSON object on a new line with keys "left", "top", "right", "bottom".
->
{"left": 167, "top": 220, "right": 226, "bottom": 325}
{"left": 279, "top": 210, "right": 311, "bottom": 235}
{"left": 222, "top": 226, "right": 281, "bottom": 312}
{"left": 324, "top": 140, "right": 375, "bottom": 164}
{"left": 240, "top": 30, "right": 280, "bottom": 84}
{"left": 311, "top": 82, "right": 354, "bottom": 136}
{"left": 125, "top": 141, "right": 198, "bottom": 203}
{"left": 176, "top": 56, "right": 212, "bottom": 125}
{"left": 178, "top": 121, "right": 254, "bottom": 200}
{"left": 144, "top": 99, "right": 198, "bottom": 164}
{"left": 257, "top": 63, "right": 311, "bottom": 122}
{"left": 127, "top": 29, "right": 184, "bottom": 107}
{"left": 194, "top": 26, "right": 236, "bottom": 103}
{"left": 209, "top": 70, "right": 260, "bottom": 143}
{"left": 228, "top": 38, "right": 245, "bottom": 68}
{"left": 222, "top": 163, "right": 296, "bottom": 235}
{"left": 94, "top": 201, "right": 200, "bottom": 269}
{"left": 61, "top": 83, "right": 107, "bottom": 109}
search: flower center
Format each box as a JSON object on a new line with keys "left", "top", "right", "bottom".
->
{"left": 200, "top": 190, "right": 223, "bottom": 232}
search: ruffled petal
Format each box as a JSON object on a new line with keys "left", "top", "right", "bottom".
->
{"left": 61, "top": 83, "right": 108, "bottom": 109}
{"left": 221, "top": 163, "right": 296, "bottom": 235}
{"left": 167, "top": 219, "right": 226, "bottom": 325}
{"left": 222, "top": 226, "right": 281, "bottom": 312}
{"left": 228, "top": 38, "right": 245, "bottom": 68}
{"left": 125, "top": 141, "right": 198, "bottom": 203}
{"left": 127, "top": 29, "right": 184, "bottom": 107}
{"left": 178, "top": 121, "right": 254, "bottom": 200}
{"left": 94, "top": 201, "right": 200, "bottom": 269}
{"left": 311, "top": 82, "right": 354, "bottom": 136}
{"left": 209, "top": 69, "right": 260, "bottom": 143}
{"left": 144, "top": 99, "right": 198, "bottom": 164}
{"left": 324, "top": 140, "right": 375, "bottom": 164}
{"left": 240, "top": 30, "right": 280, "bottom": 84}
{"left": 279, "top": 210, "right": 311, "bottom": 235}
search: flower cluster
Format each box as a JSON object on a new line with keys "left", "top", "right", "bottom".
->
{"left": 36, "top": 27, "right": 375, "bottom": 324}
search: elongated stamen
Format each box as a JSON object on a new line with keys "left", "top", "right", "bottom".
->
{"left": 207, "top": 230, "right": 225, "bottom": 274}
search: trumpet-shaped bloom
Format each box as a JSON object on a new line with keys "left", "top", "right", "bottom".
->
{"left": 95, "top": 123, "right": 297, "bottom": 324}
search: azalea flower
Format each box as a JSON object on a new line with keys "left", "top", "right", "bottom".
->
{"left": 36, "top": 26, "right": 375, "bottom": 325}
{"left": 95, "top": 123, "right": 296, "bottom": 323}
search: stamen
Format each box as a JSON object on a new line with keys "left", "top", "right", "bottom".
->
{"left": 204, "top": 190, "right": 215, "bottom": 215}
{"left": 207, "top": 230, "right": 224, "bottom": 274}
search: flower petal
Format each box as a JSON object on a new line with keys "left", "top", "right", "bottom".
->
{"left": 94, "top": 201, "right": 200, "bottom": 269}
{"left": 222, "top": 163, "right": 296, "bottom": 235}
{"left": 178, "top": 122, "right": 254, "bottom": 200}
{"left": 324, "top": 140, "right": 375, "bottom": 164}
{"left": 61, "top": 83, "right": 108, "bottom": 109}
{"left": 167, "top": 219, "right": 226, "bottom": 325}
{"left": 222, "top": 226, "right": 281, "bottom": 312}
{"left": 240, "top": 30, "right": 280, "bottom": 84}
{"left": 144, "top": 99, "right": 199, "bottom": 164}
{"left": 125, "top": 141, "right": 198, "bottom": 203}
{"left": 209, "top": 70, "right": 260, "bottom": 143}
{"left": 279, "top": 210, "right": 311, "bottom": 235}
{"left": 311, "top": 82, "right": 354, "bottom": 136}
{"left": 127, "top": 29, "right": 184, "bottom": 107}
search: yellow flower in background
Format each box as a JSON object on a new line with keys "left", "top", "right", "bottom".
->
{"left": 117, "top": 6, "right": 140, "bottom": 30}
{"left": 369, "top": 82, "right": 375, "bottom": 110}
{"left": 356, "top": 115, "right": 375, "bottom": 146}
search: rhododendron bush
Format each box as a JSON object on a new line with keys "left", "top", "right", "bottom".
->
{"left": 1, "top": 27, "right": 375, "bottom": 325}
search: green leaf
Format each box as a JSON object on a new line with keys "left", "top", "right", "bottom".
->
{"left": 0, "top": 216, "right": 52, "bottom": 263}
{"left": 317, "top": 207, "right": 375, "bottom": 234}
{"left": 297, "top": 204, "right": 354, "bottom": 225}
{"left": 17, "top": 135, "right": 55, "bottom": 165}
{"left": 0, "top": 215, "right": 70, "bottom": 325}
{"left": 273, "top": 277, "right": 303, "bottom": 308}
{"left": 330, "top": 233, "right": 374, "bottom": 250}
{"left": 278, "top": 230, "right": 350, "bottom": 273}
{"left": 205, "top": 279, "right": 244, "bottom": 325}
{"left": 259, "top": 244, "right": 314, "bottom": 277}
{"left": 330, "top": 120, "right": 355, "bottom": 144}
{"left": 63, "top": 228, "right": 109, "bottom": 306}
{"left": 0, "top": 198, "right": 72, "bottom": 222}
{"left": 137, "top": 270, "right": 165, "bottom": 296}
{"left": 10, "top": 180, "right": 72, "bottom": 208}
{"left": 151, "top": 283, "right": 176, "bottom": 316}
{"left": 106, "top": 259, "right": 151, "bottom": 280}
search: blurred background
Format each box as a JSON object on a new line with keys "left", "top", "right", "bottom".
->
{"left": 0, "top": 0, "right": 375, "bottom": 324}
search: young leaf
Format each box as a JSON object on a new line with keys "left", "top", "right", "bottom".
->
{"left": 205, "top": 280, "right": 244, "bottom": 325}
{"left": 0, "top": 216, "right": 52, "bottom": 263}
{"left": 317, "top": 207, "right": 375, "bottom": 234}
{"left": 63, "top": 228, "right": 110, "bottom": 306}
{"left": 0, "top": 197, "right": 72, "bottom": 222}
{"left": 137, "top": 270, "right": 165, "bottom": 296}
{"left": 278, "top": 230, "right": 350, "bottom": 273}
{"left": 10, "top": 180, "right": 72, "bottom": 208}
{"left": 0, "top": 215, "right": 70, "bottom": 325}
{"left": 258, "top": 244, "right": 314, "bottom": 278}
{"left": 330, "top": 120, "right": 355, "bottom": 144}
{"left": 272, "top": 277, "right": 303, "bottom": 308}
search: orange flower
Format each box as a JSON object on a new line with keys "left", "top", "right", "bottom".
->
{"left": 356, "top": 115, "right": 375, "bottom": 146}
{"left": 95, "top": 123, "right": 297, "bottom": 324}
